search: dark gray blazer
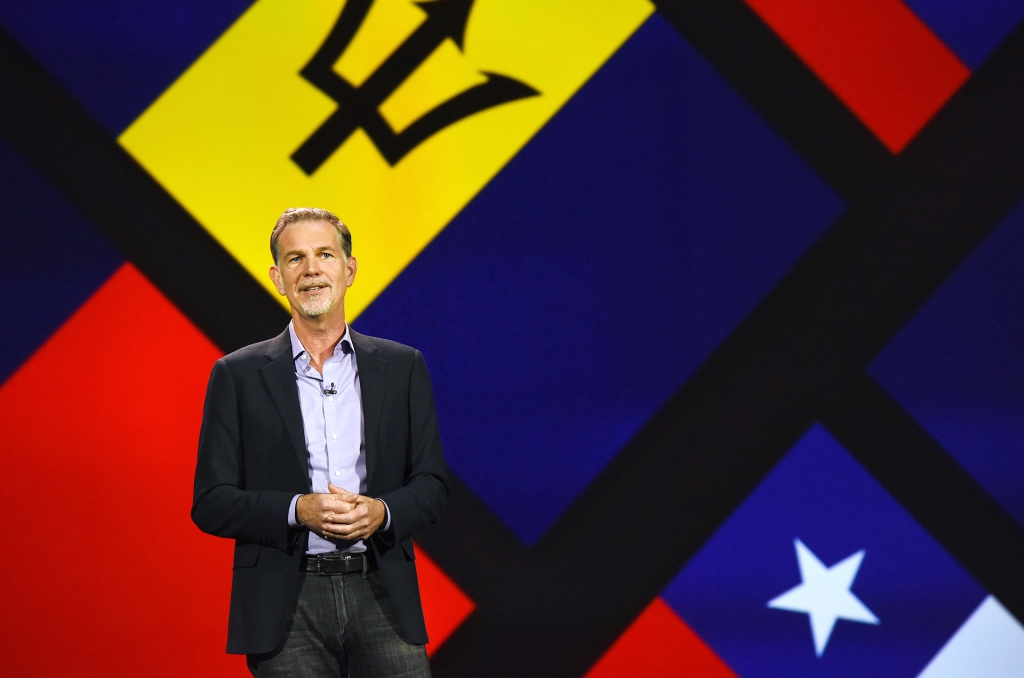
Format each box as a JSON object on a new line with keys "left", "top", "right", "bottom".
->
{"left": 191, "top": 327, "right": 448, "bottom": 655}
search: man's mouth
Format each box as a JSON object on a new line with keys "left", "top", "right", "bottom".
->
{"left": 299, "top": 281, "right": 331, "bottom": 293}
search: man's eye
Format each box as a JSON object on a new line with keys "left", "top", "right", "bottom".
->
{"left": 290, "top": 256, "right": 301, "bottom": 263}
{"left": 321, "top": 252, "right": 332, "bottom": 258}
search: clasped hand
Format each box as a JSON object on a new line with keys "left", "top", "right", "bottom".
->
{"left": 296, "top": 484, "right": 386, "bottom": 542}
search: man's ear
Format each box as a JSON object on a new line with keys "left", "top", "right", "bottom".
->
{"left": 269, "top": 265, "right": 286, "bottom": 295}
{"left": 346, "top": 256, "right": 358, "bottom": 288}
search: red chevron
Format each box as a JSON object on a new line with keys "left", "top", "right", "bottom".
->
{"left": 414, "top": 544, "right": 475, "bottom": 655}
{"left": 585, "top": 597, "right": 737, "bottom": 677}
{"left": 0, "top": 263, "right": 240, "bottom": 675}
{"left": 744, "top": 0, "right": 969, "bottom": 152}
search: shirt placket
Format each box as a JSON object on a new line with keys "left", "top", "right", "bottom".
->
{"left": 297, "top": 353, "right": 327, "bottom": 495}
{"left": 322, "top": 353, "right": 341, "bottom": 487}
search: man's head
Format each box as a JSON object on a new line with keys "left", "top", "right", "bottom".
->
{"left": 270, "top": 207, "right": 352, "bottom": 263}
{"left": 268, "top": 207, "right": 357, "bottom": 322}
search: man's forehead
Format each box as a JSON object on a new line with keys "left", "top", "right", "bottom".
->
{"left": 278, "top": 220, "right": 341, "bottom": 248}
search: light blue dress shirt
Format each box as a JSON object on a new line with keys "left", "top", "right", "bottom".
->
{"left": 285, "top": 322, "right": 388, "bottom": 554}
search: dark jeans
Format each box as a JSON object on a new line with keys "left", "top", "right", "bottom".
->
{"left": 247, "top": 570, "right": 431, "bottom": 677}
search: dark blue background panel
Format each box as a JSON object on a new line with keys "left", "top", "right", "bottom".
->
{"left": 663, "top": 425, "right": 985, "bottom": 678}
{"left": 0, "top": 0, "right": 254, "bottom": 135}
{"left": 904, "top": 0, "right": 1024, "bottom": 69}
{"left": 0, "top": 136, "right": 123, "bottom": 384}
{"left": 871, "top": 197, "right": 1024, "bottom": 529}
{"left": 354, "top": 15, "right": 844, "bottom": 544}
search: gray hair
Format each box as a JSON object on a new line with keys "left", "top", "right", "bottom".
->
{"left": 270, "top": 207, "right": 352, "bottom": 263}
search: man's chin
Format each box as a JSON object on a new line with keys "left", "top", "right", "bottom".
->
{"left": 299, "top": 305, "right": 329, "bottom": 317}
{"left": 296, "top": 297, "right": 335, "bottom": 318}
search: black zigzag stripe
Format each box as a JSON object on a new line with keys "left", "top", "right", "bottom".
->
{"left": 820, "top": 373, "right": 1024, "bottom": 618}
{"left": 0, "top": 24, "right": 283, "bottom": 353}
{"left": 654, "top": 0, "right": 895, "bottom": 203}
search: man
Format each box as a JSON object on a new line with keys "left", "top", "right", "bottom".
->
{"left": 192, "top": 207, "right": 447, "bottom": 677}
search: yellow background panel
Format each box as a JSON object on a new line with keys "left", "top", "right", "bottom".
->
{"left": 120, "top": 0, "right": 653, "bottom": 319}
{"left": 379, "top": 40, "right": 487, "bottom": 134}
{"left": 334, "top": 0, "right": 422, "bottom": 87}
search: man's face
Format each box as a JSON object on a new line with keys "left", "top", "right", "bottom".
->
{"left": 269, "top": 220, "right": 357, "bottom": 321}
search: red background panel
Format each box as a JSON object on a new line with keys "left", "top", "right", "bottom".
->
{"left": 744, "top": 0, "right": 969, "bottom": 152}
{"left": 0, "top": 263, "right": 244, "bottom": 676}
{"left": 414, "top": 545, "right": 474, "bottom": 656}
{"left": 584, "top": 597, "right": 737, "bottom": 678}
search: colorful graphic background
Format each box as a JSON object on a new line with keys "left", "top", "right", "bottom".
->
{"left": 2, "top": 1, "right": 1024, "bottom": 676}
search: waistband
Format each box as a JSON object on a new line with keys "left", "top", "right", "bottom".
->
{"left": 301, "top": 550, "right": 377, "bottom": 576}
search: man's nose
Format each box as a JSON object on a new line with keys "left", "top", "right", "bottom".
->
{"left": 303, "top": 253, "right": 322, "bottom": 274}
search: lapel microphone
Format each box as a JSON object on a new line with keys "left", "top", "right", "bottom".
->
{"left": 324, "top": 383, "right": 337, "bottom": 396}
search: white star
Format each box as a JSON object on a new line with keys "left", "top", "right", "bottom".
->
{"left": 768, "top": 538, "right": 880, "bottom": 656}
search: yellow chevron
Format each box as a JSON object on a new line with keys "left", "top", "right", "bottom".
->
{"left": 119, "top": 0, "right": 652, "bottom": 318}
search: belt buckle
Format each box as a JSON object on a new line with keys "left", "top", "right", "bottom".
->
{"left": 313, "top": 554, "right": 334, "bottom": 575}
{"left": 316, "top": 553, "right": 352, "bottom": 575}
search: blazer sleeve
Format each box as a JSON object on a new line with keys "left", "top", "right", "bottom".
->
{"left": 376, "top": 350, "right": 449, "bottom": 544}
{"left": 191, "top": 358, "right": 296, "bottom": 551}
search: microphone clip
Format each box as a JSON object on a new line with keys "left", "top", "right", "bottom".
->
{"left": 324, "top": 382, "right": 338, "bottom": 396}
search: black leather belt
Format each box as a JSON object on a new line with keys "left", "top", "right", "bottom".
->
{"left": 302, "top": 551, "right": 374, "bottom": 575}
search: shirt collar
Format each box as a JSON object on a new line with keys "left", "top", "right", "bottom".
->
{"left": 288, "top": 321, "right": 352, "bottom": 362}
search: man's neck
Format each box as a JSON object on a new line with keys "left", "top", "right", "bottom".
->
{"left": 292, "top": 311, "right": 347, "bottom": 372}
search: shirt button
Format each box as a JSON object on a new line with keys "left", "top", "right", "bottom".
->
{"left": 335, "top": 471, "right": 341, "bottom": 477}
{"left": 328, "top": 396, "right": 334, "bottom": 402}
{"left": 332, "top": 434, "right": 338, "bottom": 440}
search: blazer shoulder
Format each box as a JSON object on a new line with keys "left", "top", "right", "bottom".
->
{"left": 222, "top": 338, "right": 274, "bottom": 364}
{"left": 353, "top": 331, "right": 420, "bottom": 360}
{"left": 217, "top": 331, "right": 288, "bottom": 372}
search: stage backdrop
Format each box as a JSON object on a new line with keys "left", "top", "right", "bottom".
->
{"left": 2, "top": 1, "right": 1024, "bottom": 676}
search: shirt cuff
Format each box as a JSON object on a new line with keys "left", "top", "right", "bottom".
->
{"left": 380, "top": 499, "right": 391, "bottom": 531}
{"left": 288, "top": 494, "right": 301, "bottom": 527}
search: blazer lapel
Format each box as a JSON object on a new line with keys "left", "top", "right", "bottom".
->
{"left": 260, "top": 329, "right": 311, "bottom": 488}
{"left": 351, "top": 329, "right": 386, "bottom": 489}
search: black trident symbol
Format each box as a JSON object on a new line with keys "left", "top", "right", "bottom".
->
{"left": 292, "top": 0, "right": 540, "bottom": 174}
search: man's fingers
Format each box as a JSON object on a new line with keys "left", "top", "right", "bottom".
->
{"left": 322, "top": 504, "right": 355, "bottom": 517}
{"left": 288, "top": 492, "right": 377, "bottom": 542}
{"left": 329, "top": 485, "right": 362, "bottom": 501}
{"left": 325, "top": 506, "right": 368, "bottom": 524}
{"left": 327, "top": 484, "right": 358, "bottom": 500}
{"left": 322, "top": 497, "right": 356, "bottom": 514}
{"left": 322, "top": 511, "right": 370, "bottom": 533}
{"left": 303, "top": 489, "right": 375, "bottom": 541}
{"left": 322, "top": 522, "right": 368, "bottom": 539}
